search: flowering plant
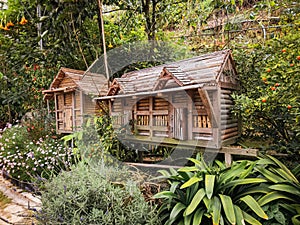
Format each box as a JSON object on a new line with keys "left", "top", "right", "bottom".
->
{"left": 0, "top": 125, "right": 73, "bottom": 183}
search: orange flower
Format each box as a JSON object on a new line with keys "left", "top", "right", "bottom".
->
{"left": 3, "top": 26, "right": 9, "bottom": 31}
{"left": 20, "top": 16, "right": 28, "bottom": 25}
{"left": 6, "top": 21, "right": 14, "bottom": 28}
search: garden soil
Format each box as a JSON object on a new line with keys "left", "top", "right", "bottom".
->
{"left": 0, "top": 174, "right": 41, "bottom": 225}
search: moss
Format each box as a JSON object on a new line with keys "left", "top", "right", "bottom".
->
{"left": 0, "top": 191, "right": 12, "bottom": 209}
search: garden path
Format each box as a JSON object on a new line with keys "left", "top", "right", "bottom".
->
{"left": 0, "top": 174, "right": 41, "bottom": 225}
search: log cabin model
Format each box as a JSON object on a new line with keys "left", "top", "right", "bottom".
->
{"left": 96, "top": 49, "right": 240, "bottom": 149}
{"left": 43, "top": 67, "right": 108, "bottom": 134}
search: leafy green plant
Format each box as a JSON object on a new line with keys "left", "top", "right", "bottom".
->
{"left": 232, "top": 21, "right": 300, "bottom": 154}
{"left": 255, "top": 155, "right": 300, "bottom": 225}
{"left": 63, "top": 115, "right": 138, "bottom": 162}
{"left": 154, "top": 154, "right": 270, "bottom": 225}
{"left": 36, "top": 159, "right": 161, "bottom": 225}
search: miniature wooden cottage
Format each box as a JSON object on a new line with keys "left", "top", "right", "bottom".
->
{"left": 96, "top": 50, "right": 239, "bottom": 149}
{"left": 43, "top": 67, "right": 108, "bottom": 134}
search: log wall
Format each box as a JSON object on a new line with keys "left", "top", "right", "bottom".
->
{"left": 220, "top": 88, "right": 238, "bottom": 143}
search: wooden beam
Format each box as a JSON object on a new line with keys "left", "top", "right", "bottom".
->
{"left": 220, "top": 147, "right": 258, "bottom": 157}
{"left": 125, "top": 162, "right": 181, "bottom": 169}
{"left": 198, "top": 88, "right": 218, "bottom": 128}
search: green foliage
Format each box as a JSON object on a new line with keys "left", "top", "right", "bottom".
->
{"left": 36, "top": 160, "right": 161, "bottom": 225}
{"left": 0, "top": 124, "right": 73, "bottom": 183}
{"left": 255, "top": 155, "right": 300, "bottom": 225}
{"left": 154, "top": 154, "right": 300, "bottom": 225}
{"left": 154, "top": 154, "right": 270, "bottom": 225}
{"left": 232, "top": 26, "right": 300, "bottom": 153}
{"left": 63, "top": 115, "right": 138, "bottom": 162}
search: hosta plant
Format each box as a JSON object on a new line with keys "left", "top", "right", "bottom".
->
{"left": 255, "top": 155, "right": 300, "bottom": 225}
{"left": 154, "top": 154, "right": 270, "bottom": 225}
{"left": 154, "top": 154, "right": 300, "bottom": 225}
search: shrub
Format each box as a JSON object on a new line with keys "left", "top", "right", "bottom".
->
{"left": 232, "top": 30, "right": 300, "bottom": 153}
{"left": 0, "top": 125, "right": 73, "bottom": 183}
{"left": 36, "top": 160, "right": 161, "bottom": 225}
{"left": 154, "top": 154, "right": 300, "bottom": 225}
{"left": 63, "top": 115, "right": 138, "bottom": 162}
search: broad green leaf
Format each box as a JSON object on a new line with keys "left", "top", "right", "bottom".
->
{"left": 233, "top": 205, "right": 245, "bottom": 225}
{"left": 187, "top": 181, "right": 200, "bottom": 204}
{"left": 234, "top": 185, "right": 271, "bottom": 200}
{"left": 214, "top": 160, "right": 226, "bottom": 170}
{"left": 273, "top": 168, "right": 299, "bottom": 184}
{"left": 220, "top": 178, "right": 267, "bottom": 190}
{"left": 185, "top": 188, "right": 206, "bottom": 216}
{"left": 181, "top": 176, "right": 202, "bottom": 189}
{"left": 274, "top": 211, "right": 286, "bottom": 224}
{"left": 267, "top": 155, "right": 299, "bottom": 184}
{"left": 255, "top": 167, "right": 285, "bottom": 183}
{"left": 239, "top": 162, "right": 256, "bottom": 179}
{"left": 178, "top": 171, "right": 193, "bottom": 180}
{"left": 258, "top": 191, "right": 295, "bottom": 206}
{"left": 292, "top": 215, "right": 300, "bottom": 225}
{"left": 292, "top": 165, "right": 300, "bottom": 177}
{"left": 153, "top": 191, "right": 177, "bottom": 199}
{"left": 220, "top": 194, "right": 236, "bottom": 224}
{"left": 170, "top": 181, "right": 180, "bottom": 193}
{"left": 256, "top": 158, "right": 276, "bottom": 166}
{"left": 170, "top": 167, "right": 178, "bottom": 176}
{"left": 242, "top": 211, "right": 262, "bottom": 225}
{"left": 187, "top": 157, "right": 205, "bottom": 170}
{"left": 269, "top": 184, "right": 300, "bottom": 196}
{"left": 184, "top": 213, "right": 193, "bottom": 225}
{"left": 157, "top": 169, "right": 171, "bottom": 177}
{"left": 219, "top": 161, "right": 247, "bottom": 184}
{"left": 279, "top": 203, "right": 298, "bottom": 214}
{"left": 193, "top": 208, "right": 204, "bottom": 225}
{"left": 211, "top": 197, "right": 221, "bottom": 225}
{"left": 170, "top": 202, "right": 186, "bottom": 221}
{"left": 178, "top": 166, "right": 199, "bottom": 172}
{"left": 240, "top": 195, "right": 268, "bottom": 220}
{"left": 205, "top": 175, "right": 215, "bottom": 199}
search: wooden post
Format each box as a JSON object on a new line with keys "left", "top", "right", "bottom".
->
{"left": 80, "top": 91, "right": 84, "bottom": 126}
{"left": 54, "top": 93, "right": 58, "bottom": 133}
{"left": 224, "top": 153, "right": 232, "bottom": 167}
{"left": 72, "top": 92, "right": 75, "bottom": 131}
{"left": 149, "top": 97, "right": 153, "bottom": 137}
{"left": 187, "top": 90, "right": 193, "bottom": 140}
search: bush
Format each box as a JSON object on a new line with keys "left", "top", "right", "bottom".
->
{"left": 63, "top": 115, "right": 138, "bottom": 162}
{"left": 154, "top": 154, "right": 300, "bottom": 225}
{"left": 0, "top": 125, "right": 73, "bottom": 183}
{"left": 36, "top": 160, "right": 161, "bottom": 225}
{"left": 232, "top": 30, "right": 300, "bottom": 153}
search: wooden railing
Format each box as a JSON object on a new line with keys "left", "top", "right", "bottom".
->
{"left": 193, "top": 115, "right": 211, "bottom": 128}
{"left": 137, "top": 115, "right": 149, "bottom": 126}
{"left": 153, "top": 115, "right": 168, "bottom": 126}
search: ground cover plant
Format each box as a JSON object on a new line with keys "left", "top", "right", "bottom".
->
{"left": 35, "top": 158, "right": 161, "bottom": 225}
{"left": 0, "top": 124, "right": 73, "bottom": 184}
{"left": 154, "top": 154, "right": 300, "bottom": 225}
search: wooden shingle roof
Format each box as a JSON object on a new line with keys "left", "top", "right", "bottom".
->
{"left": 104, "top": 49, "right": 237, "bottom": 98}
{"left": 43, "top": 67, "right": 108, "bottom": 99}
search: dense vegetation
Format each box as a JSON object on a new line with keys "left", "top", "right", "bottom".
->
{"left": 0, "top": 0, "right": 299, "bottom": 224}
